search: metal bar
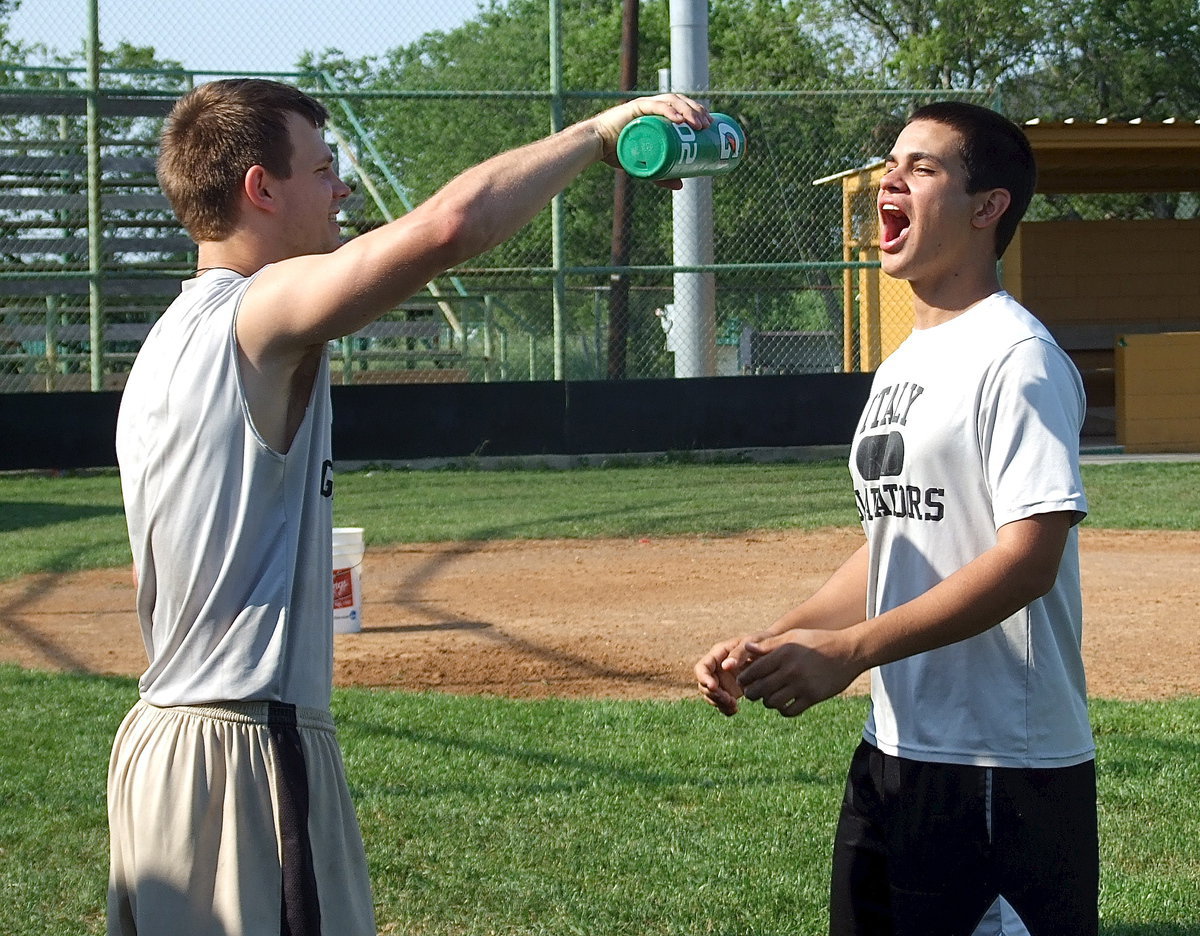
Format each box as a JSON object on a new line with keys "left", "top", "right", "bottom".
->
{"left": 669, "top": 0, "right": 716, "bottom": 379}
{"left": 0, "top": 261, "right": 882, "bottom": 283}
{"left": 319, "top": 74, "right": 468, "bottom": 339}
{"left": 341, "top": 336, "right": 354, "bottom": 385}
{"left": 0, "top": 63, "right": 312, "bottom": 79}
{"left": 0, "top": 76, "right": 992, "bottom": 104}
{"left": 549, "top": 0, "right": 567, "bottom": 380}
{"left": 438, "top": 262, "right": 883, "bottom": 275}
{"left": 606, "top": 0, "right": 639, "bottom": 379}
{"left": 85, "top": 0, "right": 104, "bottom": 391}
{"left": 842, "top": 179, "right": 855, "bottom": 372}
{"left": 44, "top": 295, "right": 60, "bottom": 392}
{"left": 483, "top": 295, "right": 495, "bottom": 383}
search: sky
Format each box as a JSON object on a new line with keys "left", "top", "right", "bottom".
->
{"left": 8, "top": 0, "right": 486, "bottom": 73}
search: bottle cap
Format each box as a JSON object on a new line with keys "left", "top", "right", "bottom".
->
{"left": 616, "top": 117, "right": 678, "bottom": 179}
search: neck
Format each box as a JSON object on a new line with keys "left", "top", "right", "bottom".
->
{"left": 193, "top": 263, "right": 252, "bottom": 278}
{"left": 195, "top": 233, "right": 281, "bottom": 280}
{"left": 910, "top": 264, "right": 1002, "bottom": 329}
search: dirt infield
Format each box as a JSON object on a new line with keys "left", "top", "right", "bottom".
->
{"left": 1, "top": 527, "right": 1197, "bottom": 702}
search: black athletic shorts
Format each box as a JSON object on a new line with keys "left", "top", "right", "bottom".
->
{"left": 829, "top": 740, "right": 1098, "bottom": 936}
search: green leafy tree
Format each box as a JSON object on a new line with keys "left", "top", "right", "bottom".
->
{"left": 308, "top": 0, "right": 874, "bottom": 364}
{"left": 802, "top": 0, "right": 1200, "bottom": 225}
{"left": 1006, "top": 0, "right": 1200, "bottom": 119}
{"left": 798, "top": 0, "right": 1054, "bottom": 91}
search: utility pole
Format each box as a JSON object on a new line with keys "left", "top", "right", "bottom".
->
{"left": 605, "top": 0, "right": 639, "bottom": 379}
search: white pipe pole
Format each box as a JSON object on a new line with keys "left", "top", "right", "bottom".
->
{"left": 668, "top": 0, "right": 715, "bottom": 378}
{"left": 549, "top": 0, "right": 567, "bottom": 380}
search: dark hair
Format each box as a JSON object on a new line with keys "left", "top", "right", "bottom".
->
{"left": 907, "top": 101, "right": 1036, "bottom": 258}
{"left": 157, "top": 79, "right": 329, "bottom": 241}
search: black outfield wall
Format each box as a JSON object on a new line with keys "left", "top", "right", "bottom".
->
{"left": 0, "top": 373, "right": 873, "bottom": 471}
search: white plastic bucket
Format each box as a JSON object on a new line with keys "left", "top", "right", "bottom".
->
{"left": 332, "top": 526, "right": 365, "bottom": 633}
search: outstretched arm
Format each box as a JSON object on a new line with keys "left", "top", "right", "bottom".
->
{"left": 233, "top": 94, "right": 708, "bottom": 452}
{"left": 239, "top": 94, "right": 710, "bottom": 355}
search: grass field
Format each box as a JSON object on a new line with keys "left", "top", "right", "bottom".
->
{"left": 1, "top": 668, "right": 1197, "bottom": 936}
{"left": 1, "top": 460, "right": 1199, "bottom": 934}
{"left": 4, "top": 459, "right": 1200, "bottom": 581}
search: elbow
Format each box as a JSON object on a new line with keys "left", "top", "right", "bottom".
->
{"left": 417, "top": 192, "right": 495, "bottom": 268}
{"left": 1015, "top": 558, "right": 1060, "bottom": 605}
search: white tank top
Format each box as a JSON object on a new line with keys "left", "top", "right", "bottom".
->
{"left": 116, "top": 268, "right": 336, "bottom": 709}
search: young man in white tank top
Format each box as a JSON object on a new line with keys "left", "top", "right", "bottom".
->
{"left": 110, "top": 78, "right": 711, "bottom": 936}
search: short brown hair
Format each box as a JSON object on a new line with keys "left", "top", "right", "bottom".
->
{"left": 906, "top": 101, "right": 1036, "bottom": 259}
{"left": 157, "top": 79, "right": 329, "bottom": 242}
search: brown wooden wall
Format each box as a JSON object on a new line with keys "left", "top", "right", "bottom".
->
{"left": 1117, "top": 332, "right": 1200, "bottom": 453}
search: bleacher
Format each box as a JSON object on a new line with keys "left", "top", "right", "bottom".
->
{"left": 0, "top": 86, "right": 184, "bottom": 390}
{"left": 0, "top": 80, "right": 471, "bottom": 391}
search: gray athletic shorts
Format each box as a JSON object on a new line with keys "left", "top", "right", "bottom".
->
{"left": 107, "top": 699, "right": 376, "bottom": 936}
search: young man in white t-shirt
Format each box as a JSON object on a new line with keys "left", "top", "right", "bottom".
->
{"left": 695, "top": 102, "right": 1096, "bottom": 935}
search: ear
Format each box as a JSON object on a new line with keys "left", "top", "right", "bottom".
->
{"left": 971, "top": 188, "right": 1011, "bottom": 231}
{"left": 242, "top": 165, "right": 276, "bottom": 213}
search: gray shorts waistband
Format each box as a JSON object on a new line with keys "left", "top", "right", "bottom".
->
{"left": 138, "top": 698, "right": 335, "bottom": 733}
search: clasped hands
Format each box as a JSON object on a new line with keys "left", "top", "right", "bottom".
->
{"left": 694, "top": 627, "right": 861, "bottom": 718}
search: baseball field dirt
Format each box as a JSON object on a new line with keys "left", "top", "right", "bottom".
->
{"left": 1, "top": 527, "right": 1197, "bottom": 702}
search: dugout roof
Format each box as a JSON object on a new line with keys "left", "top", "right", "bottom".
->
{"left": 814, "top": 120, "right": 1200, "bottom": 195}
{"left": 1024, "top": 120, "right": 1200, "bottom": 194}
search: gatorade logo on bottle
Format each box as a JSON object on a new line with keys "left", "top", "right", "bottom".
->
{"left": 717, "top": 121, "right": 740, "bottom": 159}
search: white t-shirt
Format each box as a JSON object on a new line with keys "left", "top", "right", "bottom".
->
{"left": 116, "top": 268, "right": 336, "bottom": 710}
{"left": 849, "top": 291, "right": 1093, "bottom": 768}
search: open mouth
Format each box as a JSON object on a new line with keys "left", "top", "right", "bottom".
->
{"left": 879, "top": 203, "right": 910, "bottom": 252}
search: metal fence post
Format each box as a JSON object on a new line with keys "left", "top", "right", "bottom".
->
{"left": 668, "top": 0, "right": 715, "bottom": 378}
{"left": 483, "top": 295, "right": 495, "bottom": 382}
{"left": 549, "top": 0, "right": 567, "bottom": 380}
{"left": 85, "top": 0, "right": 105, "bottom": 391}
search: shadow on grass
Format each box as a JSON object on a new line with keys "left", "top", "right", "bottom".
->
{"left": 341, "top": 715, "right": 834, "bottom": 795}
{"left": 0, "top": 500, "right": 123, "bottom": 534}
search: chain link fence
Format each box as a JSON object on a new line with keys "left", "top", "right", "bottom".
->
{"left": 0, "top": 0, "right": 986, "bottom": 392}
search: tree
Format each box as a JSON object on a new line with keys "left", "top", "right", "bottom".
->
{"left": 1006, "top": 0, "right": 1200, "bottom": 119}
{"left": 308, "top": 0, "right": 874, "bottom": 373}
{"left": 798, "top": 0, "right": 1054, "bottom": 92}
{"left": 802, "top": 0, "right": 1200, "bottom": 118}
{"left": 800, "top": 0, "right": 1200, "bottom": 224}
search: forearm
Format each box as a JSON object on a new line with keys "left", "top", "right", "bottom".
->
{"left": 412, "top": 121, "right": 602, "bottom": 265}
{"left": 847, "top": 513, "right": 1070, "bottom": 671}
{"left": 760, "top": 541, "right": 870, "bottom": 638}
{"left": 735, "top": 513, "right": 1073, "bottom": 717}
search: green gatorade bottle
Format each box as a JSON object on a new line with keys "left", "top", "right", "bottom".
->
{"left": 616, "top": 113, "right": 747, "bottom": 181}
